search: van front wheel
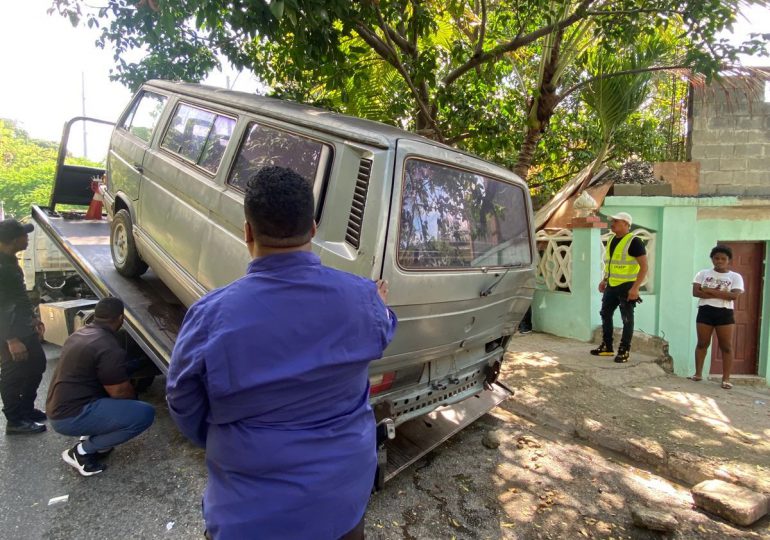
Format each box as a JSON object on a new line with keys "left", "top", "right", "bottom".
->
{"left": 111, "top": 209, "right": 148, "bottom": 278}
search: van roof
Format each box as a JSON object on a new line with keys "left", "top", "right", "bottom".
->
{"left": 146, "top": 80, "right": 443, "bottom": 150}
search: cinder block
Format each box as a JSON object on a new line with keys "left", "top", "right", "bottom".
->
{"left": 691, "top": 479, "right": 768, "bottom": 527}
{"left": 737, "top": 116, "right": 766, "bottom": 130}
{"left": 742, "top": 186, "right": 770, "bottom": 197}
{"left": 698, "top": 184, "right": 717, "bottom": 195}
{"left": 695, "top": 157, "right": 720, "bottom": 173}
{"left": 701, "top": 170, "right": 730, "bottom": 185}
{"left": 747, "top": 158, "right": 770, "bottom": 171}
{"left": 719, "top": 158, "right": 747, "bottom": 171}
{"left": 734, "top": 171, "right": 770, "bottom": 186}
{"left": 708, "top": 116, "right": 736, "bottom": 130}
{"left": 692, "top": 146, "right": 719, "bottom": 160}
{"left": 642, "top": 183, "right": 673, "bottom": 196}
{"left": 715, "top": 184, "right": 742, "bottom": 195}
{"left": 733, "top": 144, "right": 765, "bottom": 158}
{"left": 612, "top": 184, "right": 641, "bottom": 196}
{"left": 721, "top": 145, "right": 739, "bottom": 158}
{"left": 691, "top": 130, "right": 718, "bottom": 145}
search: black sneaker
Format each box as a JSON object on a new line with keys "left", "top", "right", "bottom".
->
{"left": 6, "top": 420, "right": 46, "bottom": 435}
{"left": 62, "top": 446, "right": 106, "bottom": 476}
{"left": 614, "top": 348, "right": 630, "bottom": 363}
{"left": 590, "top": 343, "right": 614, "bottom": 356}
{"left": 26, "top": 409, "right": 47, "bottom": 422}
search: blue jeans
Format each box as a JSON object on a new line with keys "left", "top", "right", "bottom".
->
{"left": 50, "top": 398, "right": 155, "bottom": 453}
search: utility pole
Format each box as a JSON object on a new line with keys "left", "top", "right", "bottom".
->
{"left": 81, "top": 71, "right": 88, "bottom": 159}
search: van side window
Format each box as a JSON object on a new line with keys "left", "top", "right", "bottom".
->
{"left": 161, "top": 103, "right": 236, "bottom": 173}
{"left": 228, "top": 123, "right": 328, "bottom": 190}
{"left": 121, "top": 91, "right": 167, "bottom": 143}
{"left": 398, "top": 159, "right": 532, "bottom": 270}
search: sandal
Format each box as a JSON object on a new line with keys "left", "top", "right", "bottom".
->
{"left": 721, "top": 381, "right": 733, "bottom": 390}
{"left": 688, "top": 375, "right": 702, "bottom": 382}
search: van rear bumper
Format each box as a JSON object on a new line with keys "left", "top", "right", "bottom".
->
{"left": 378, "top": 349, "right": 505, "bottom": 426}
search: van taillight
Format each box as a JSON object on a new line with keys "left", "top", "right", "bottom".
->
{"left": 369, "top": 372, "right": 396, "bottom": 396}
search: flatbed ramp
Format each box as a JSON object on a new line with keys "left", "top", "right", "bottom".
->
{"left": 32, "top": 205, "right": 511, "bottom": 482}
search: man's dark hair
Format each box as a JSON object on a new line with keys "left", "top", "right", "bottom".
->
{"left": 244, "top": 166, "right": 314, "bottom": 247}
{"left": 710, "top": 245, "right": 733, "bottom": 260}
{"left": 94, "top": 297, "right": 125, "bottom": 322}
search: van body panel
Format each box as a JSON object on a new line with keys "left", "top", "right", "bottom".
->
{"left": 104, "top": 81, "right": 536, "bottom": 427}
{"left": 108, "top": 130, "right": 145, "bottom": 202}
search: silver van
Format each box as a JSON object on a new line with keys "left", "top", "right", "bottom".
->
{"left": 102, "top": 80, "right": 535, "bottom": 425}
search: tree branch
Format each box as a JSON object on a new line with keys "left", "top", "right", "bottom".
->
{"left": 561, "top": 64, "right": 689, "bottom": 100}
{"left": 586, "top": 9, "right": 686, "bottom": 17}
{"left": 474, "top": 0, "right": 487, "bottom": 56}
{"left": 356, "top": 13, "right": 444, "bottom": 141}
{"left": 443, "top": 0, "right": 596, "bottom": 87}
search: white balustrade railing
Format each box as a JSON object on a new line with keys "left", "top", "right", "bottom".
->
{"left": 536, "top": 229, "right": 574, "bottom": 292}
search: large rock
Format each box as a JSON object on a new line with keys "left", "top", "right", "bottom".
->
{"left": 691, "top": 479, "right": 769, "bottom": 526}
{"left": 482, "top": 430, "right": 502, "bottom": 449}
{"left": 630, "top": 505, "right": 678, "bottom": 532}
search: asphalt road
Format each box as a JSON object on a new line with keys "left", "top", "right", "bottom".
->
{"left": 1, "top": 348, "right": 767, "bottom": 539}
{"left": 0, "top": 350, "right": 206, "bottom": 540}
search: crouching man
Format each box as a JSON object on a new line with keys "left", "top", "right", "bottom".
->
{"left": 46, "top": 297, "right": 155, "bottom": 476}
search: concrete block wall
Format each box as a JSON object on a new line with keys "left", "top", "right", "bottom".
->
{"left": 691, "top": 77, "right": 770, "bottom": 195}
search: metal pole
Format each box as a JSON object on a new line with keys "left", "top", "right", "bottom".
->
{"left": 81, "top": 72, "right": 88, "bottom": 159}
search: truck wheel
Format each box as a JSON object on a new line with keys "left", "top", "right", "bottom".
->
{"left": 111, "top": 209, "right": 148, "bottom": 277}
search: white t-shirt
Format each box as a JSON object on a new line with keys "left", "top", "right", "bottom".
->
{"left": 693, "top": 269, "right": 744, "bottom": 309}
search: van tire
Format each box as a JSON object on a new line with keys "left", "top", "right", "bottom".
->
{"left": 111, "top": 209, "right": 148, "bottom": 277}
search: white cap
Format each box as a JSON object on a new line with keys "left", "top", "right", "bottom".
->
{"left": 609, "top": 212, "right": 633, "bottom": 226}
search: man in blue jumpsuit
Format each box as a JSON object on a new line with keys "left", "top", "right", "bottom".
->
{"left": 167, "top": 166, "right": 397, "bottom": 539}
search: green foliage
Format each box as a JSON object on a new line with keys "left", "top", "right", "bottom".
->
{"left": 48, "top": 0, "right": 769, "bottom": 194}
{"left": 0, "top": 120, "right": 98, "bottom": 218}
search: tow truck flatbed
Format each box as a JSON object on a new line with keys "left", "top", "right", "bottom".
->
{"left": 31, "top": 204, "right": 510, "bottom": 484}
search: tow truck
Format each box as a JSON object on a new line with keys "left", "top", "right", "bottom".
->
{"left": 32, "top": 117, "right": 513, "bottom": 487}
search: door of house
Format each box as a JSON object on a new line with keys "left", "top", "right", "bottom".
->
{"left": 710, "top": 242, "right": 764, "bottom": 375}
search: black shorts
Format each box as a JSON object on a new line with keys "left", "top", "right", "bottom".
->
{"left": 696, "top": 305, "right": 735, "bottom": 326}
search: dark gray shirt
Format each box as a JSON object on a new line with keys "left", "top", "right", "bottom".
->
{"left": 45, "top": 323, "right": 129, "bottom": 420}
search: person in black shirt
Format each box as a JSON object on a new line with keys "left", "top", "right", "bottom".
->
{"left": 0, "top": 219, "right": 47, "bottom": 434}
{"left": 46, "top": 297, "right": 155, "bottom": 476}
{"left": 590, "top": 212, "right": 648, "bottom": 363}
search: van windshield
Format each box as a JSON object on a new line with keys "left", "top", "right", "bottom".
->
{"left": 398, "top": 159, "right": 532, "bottom": 270}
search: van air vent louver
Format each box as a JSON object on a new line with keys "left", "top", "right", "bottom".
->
{"left": 345, "top": 158, "right": 372, "bottom": 249}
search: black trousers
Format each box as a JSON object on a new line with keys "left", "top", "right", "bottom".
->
{"left": 600, "top": 283, "right": 636, "bottom": 351}
{"left": 0, "top": 334, "right": 47, "bottom": 423}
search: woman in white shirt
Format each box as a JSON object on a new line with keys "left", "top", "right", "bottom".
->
{"left": 691, "top": 245, "right": 744, "bottom": 389}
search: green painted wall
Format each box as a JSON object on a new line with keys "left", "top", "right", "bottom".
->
{"left": 535, "top": 196, "right": 770, "bottom": 385}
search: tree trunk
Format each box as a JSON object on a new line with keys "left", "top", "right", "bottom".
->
{"left": 512, "top": 30, "right": 564, "bottom": 182}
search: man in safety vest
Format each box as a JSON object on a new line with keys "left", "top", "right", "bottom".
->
{"left": 590, "top": 212, "right": 648, "bottom": 363}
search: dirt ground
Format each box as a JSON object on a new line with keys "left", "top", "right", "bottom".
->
{"left": 366, "top": 406, "right": 770, "bottom": 539}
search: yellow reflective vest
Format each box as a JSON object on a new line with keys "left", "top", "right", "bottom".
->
{"left": 605, "top": 233, "right": 640, "bottom": 287}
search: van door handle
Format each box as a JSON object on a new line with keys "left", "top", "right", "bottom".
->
{"left": 133, "top": 163, "right": 143, "bottom": 173}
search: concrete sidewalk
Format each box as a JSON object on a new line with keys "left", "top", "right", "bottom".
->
{"left": 499, "top": 332, "right": 770, "bottom": 500}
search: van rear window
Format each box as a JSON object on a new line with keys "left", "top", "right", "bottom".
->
{"left": 228, "top": 123, "right": 328, "bottom": 191}
{"left": 161, "top": 103, "right": 236, "bottom": 173}
{"left": 398, "top": 159, "right": 532, "bottom": 270}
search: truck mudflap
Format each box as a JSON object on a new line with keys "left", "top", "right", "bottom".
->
{"left": 376, "top": 381, "right": 512, "bottom": 489}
